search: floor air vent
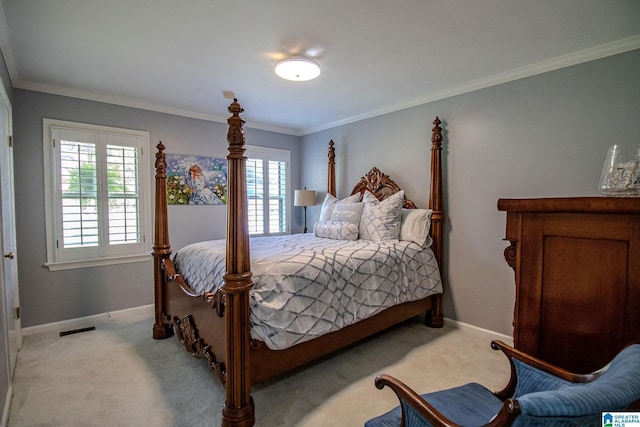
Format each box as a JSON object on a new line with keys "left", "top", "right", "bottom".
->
{"left": 59, "top": 326, "right": 96, "bottom": 337}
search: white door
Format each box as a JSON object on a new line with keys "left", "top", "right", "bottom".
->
{"left": 0, "top": 85, "right": 21, "bottom": 376}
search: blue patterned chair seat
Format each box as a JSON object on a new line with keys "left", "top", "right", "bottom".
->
{"left": 365, "top": 382, "right": 503, "bottom": 427}
{"left": 365, "top": 341, "right": 640, "bottom": 427}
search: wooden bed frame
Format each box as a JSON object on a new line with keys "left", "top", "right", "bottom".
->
{"left": 152, "top": 98, "right": 445, "bottom": 426}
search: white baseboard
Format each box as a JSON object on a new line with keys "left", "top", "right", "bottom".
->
{"left": 443, "top": 317, "right": 513, "bottom": 345}
{"left": 23, "top": 306, "right": 512, "bottom": 346}
{"left": 22, "top": 305, "right": 154, "bottom": 337}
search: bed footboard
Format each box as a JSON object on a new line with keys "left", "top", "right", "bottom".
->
{"left": 163, "top": 272, "right": 228, "bottom": 385}
{"left": 151, "top": 139, "right": 229, "bottom": 386}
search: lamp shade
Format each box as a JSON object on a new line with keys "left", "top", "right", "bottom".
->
{"left": 294, "top": 190, "right": 316, "bottom": 207}
{"left": 275, "top": 58, "right": 321, "bottom": 82}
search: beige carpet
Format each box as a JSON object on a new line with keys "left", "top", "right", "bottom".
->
{"left": 8, "top": 307, "right": 511, "bottom": 426}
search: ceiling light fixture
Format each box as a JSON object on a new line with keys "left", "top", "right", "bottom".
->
{"left": 275, "top": 57, "right": 321, "bottom": 82}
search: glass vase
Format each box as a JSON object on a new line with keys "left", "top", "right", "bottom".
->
{"left": 599, "top": 144, "right": 640, "bottom": 196}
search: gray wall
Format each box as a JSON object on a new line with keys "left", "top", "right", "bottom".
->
{"left": 13, "top": 90, "right": 301, "bottom": 327}
{"left": 10, "top": 49, "right": 640, "bottom": 337}
{"left": 301, "top": 49, "right": 640, "bottom": 336}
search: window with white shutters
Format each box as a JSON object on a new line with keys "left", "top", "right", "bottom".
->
{"left": 245, "top": 146, "right": 290, "bottom": 236}
{"left": 43, "top": 119, "right": 151, "bottom": 270}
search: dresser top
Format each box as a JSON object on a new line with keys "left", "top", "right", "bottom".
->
{"left": 497, "top": 197, "right": 640, "bottom": 214}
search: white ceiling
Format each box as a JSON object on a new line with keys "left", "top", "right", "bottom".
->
{"left": 1, "top": 0, "right": 639, "bottom": 135}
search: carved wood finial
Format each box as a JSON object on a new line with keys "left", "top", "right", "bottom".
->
{"left": 432, "top": 117, "right": 442, "bottom": 146}
{"left": 328, "top": 140, "right": 335, "bottom": 163}
{"left": 155, "top": 141, "right": 167, "bottom": 177}
{"left": 227, "top": 98, "right": 246, "bottom": 157}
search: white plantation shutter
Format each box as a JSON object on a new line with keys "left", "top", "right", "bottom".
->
{"left": 268, "top": 160, "right": 287, "bottom": 233}
{"left": 246, "top": 157, "right": 264, "bottom": 234}
{"left": 106, "top": 143, "right": 140, "bottom": 246}
{"left": 246, "top": 146, "right": 290, "bottom": 236}
{"left": 44, "top": 119, "right": 151, "bottom": 270}
{"left": 60, "top": 138, "right": 99, "bottom": 249}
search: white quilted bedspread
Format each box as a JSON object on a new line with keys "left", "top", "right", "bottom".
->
{"left": 172, "top": 233, "right": 442, "bottom": 350}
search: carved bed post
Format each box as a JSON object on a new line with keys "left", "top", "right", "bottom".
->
{"left": 221, "top": 99, "right": 255, "bottom": 427}
{"left": 152, "top": 142, "right": 173, "bottom": 339}
{"left": 428, "top": 117, "right": 444, "bottom": 328}
{"left": 328, "top": 139, "right": 336, "bottom": 196}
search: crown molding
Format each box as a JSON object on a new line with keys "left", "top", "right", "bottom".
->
{"left": 13, "top": 80, "right": 301, "bottom": 136}
{"left": 302, "top": 35, "right": 640, "bottom": 135}
{"left": 5, "top": 34, "right": 639, "bottom": 137}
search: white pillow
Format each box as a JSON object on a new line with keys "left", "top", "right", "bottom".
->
{"left": 359, "top": 190, "right": 404, "bottom": 241}
{"left": 330, "top": 202, "right": 364, "bottom": 225}
{"left": 314, "top": 221, "right": 359, "bottom": 241}
{"left": 318, "top": 193, "right": 361, "bottom": 222}
{"left": 399, "top": 208, "right": 433, "bottom": 248}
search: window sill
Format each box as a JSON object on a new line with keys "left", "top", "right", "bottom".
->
{"left": 44, "top": 254, "right": 152, "bottom": 271}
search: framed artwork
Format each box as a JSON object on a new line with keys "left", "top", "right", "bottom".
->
{"left": 165, "top": 154, "right": 227, "bottom": 205}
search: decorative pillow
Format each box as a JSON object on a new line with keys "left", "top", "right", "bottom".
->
{"left": 399, "top": 208, "right": 433, "bottom": 248}
{"left": 330, "top": 202, "right": 364, "bottom": 225}
{"left": 359, "top": 190, "right": 404, "bottom": 241}
{"left": 314, "top": 221, "right": 359, "bottom": 241}
{"left": 318, "top": 193, "right": 361, "bottom": 222}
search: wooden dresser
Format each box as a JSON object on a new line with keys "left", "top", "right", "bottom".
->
{"left": 498, "top": 197, "right": 640, "bottom": 373}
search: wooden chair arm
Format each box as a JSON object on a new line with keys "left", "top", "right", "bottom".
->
{"left": 490, "top": 340, "right": 601, "bottom": 399}
{"left": 374, "top": 374, "right": 522, "bottom": 427}
{"left": 375, "top": 374, "right": 463, "bottom": 427}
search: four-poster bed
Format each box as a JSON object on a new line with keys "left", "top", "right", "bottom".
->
{"left": 152, "top": 99, "right": 445, "bottom": 426}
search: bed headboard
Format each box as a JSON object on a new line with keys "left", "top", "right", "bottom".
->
{"left": 350, "top": 167, "right": 417, "bottom": 209}
{"left": 347, "top": 116, "right": 443, "bottom": 273}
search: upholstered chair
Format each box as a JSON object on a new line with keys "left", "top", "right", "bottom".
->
{"left": 365, "top": 340, "right": 640, "bottom": 427}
